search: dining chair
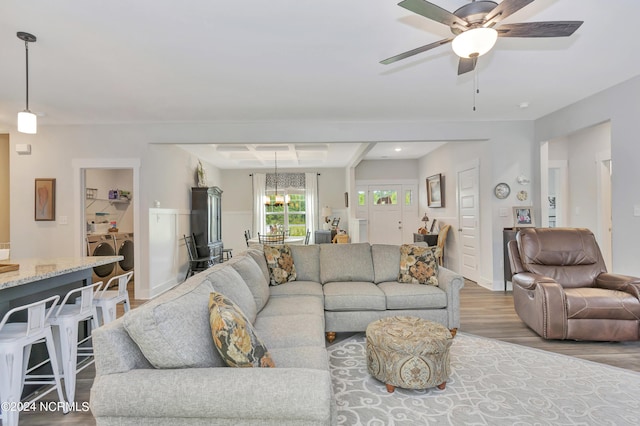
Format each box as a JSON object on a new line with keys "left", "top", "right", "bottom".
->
{"left": 304, "top": 229, "right": 311, "bottom": 245}
{"left": 183, "top": 234, "right": 214, "bottom": 280}
{"left": 436, "top": 225, "right": 451, "bottom": 266}
{"left": 93, "top": 271, "right": 134, "bottom": 326}
{"left": 244, "top": 230, "right": 252, "bottom": 247}
{"left": 0, "top": 295, "right": 68, "bottom": 426}
{"left": 48, "top": 282, "right": 102, "bottom": 402}
{"left": 258, "top": 232, "right": 285, "bottom": 244}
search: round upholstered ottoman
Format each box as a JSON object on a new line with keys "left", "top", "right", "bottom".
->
{"left": 366, "top": 316, "right": 453, "bottom": 393}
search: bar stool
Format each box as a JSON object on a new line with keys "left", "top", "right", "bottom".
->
{"left": 0, "top": 295, "right": 68, "bottom": 426}
{"left": 48, "top": 282, "right": 102, "bottom": 402}
{"left": 93, "top": 271, "right": 133, "bottom": 326}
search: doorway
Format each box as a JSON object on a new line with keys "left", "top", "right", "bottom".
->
{"left": 72, "top": 158, "right": 141, "bottom": 297}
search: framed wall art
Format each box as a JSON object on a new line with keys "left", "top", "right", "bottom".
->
{"left": 426, "top": 173, "right": 444, "bottom": 208}
{"left": 35, "top": 178, "right": 56, "bottom": 221}
{"left": 513, "top": 206, "right": 535, "bottom": 228}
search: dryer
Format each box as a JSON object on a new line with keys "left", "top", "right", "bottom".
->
{"left": 86, "top": 234, "right": 117, "bottom": 283}
{"left": 113, "top": 232, "right": 134, "bottom": 278}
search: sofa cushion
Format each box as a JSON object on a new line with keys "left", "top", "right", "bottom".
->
{"left": 290, "top": 244, "right": 321, "bottom": 283}
{"left": 269, "top": 280, "right": 324, "bottom": 299}
{"left": 208, "top": 292, "right": 275, "bottom": 368}
{"left": 245, "top": 248, "right": 271, "bottom": 283}
{"left": 398, "top": 244, "right": 440, "bottom": 286}
{"left": 123, "top": 276, "right": 224, "bottom": 369}
{"left": 206, "top": 266, "right": 258, "bottom": 323}
{"left": 254, "top": 314, "right": 326, "bottom": 349}
{"left": 320, "top": 243, "right": 374, "bottom": 284}
{"left": 378, "top": 281, "right": 447, "bottom": 309}
{"left": 372, "top": 244, "right": 401, "bottom": 283}
{"left": 258, "top": 295, "right": 325, "bottom": 318}
{"left": 264, "top": 244, "right": 297, "bottom": 285}
{"left": 229, "top": 255, "right": 270, "bottom": 312}
{"left": 268, "top": 346, "right": 329, "bottom": 370}
{"left": 323, "top": 281, "right": 386, "bottom": 311}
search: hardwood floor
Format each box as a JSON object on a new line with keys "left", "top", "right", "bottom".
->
{"left": 17, "top": 279, "right": 640, "bottom": 425}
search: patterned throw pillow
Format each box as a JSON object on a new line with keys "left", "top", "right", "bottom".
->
{"left": 398, "top": 244, "right": 440, "bottom": 286}
{"left": 208, "top": 292, "right": 275, "bottom": 368}
{"left": 263, "top": 244, "right": 297, "bottom": 285}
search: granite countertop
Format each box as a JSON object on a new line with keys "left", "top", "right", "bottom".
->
{"left": 0, "top": 256, "right": 123, "bottom": 290}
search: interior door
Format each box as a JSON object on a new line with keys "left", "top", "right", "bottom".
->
{"left": 368, "top": 185, "right": 403, "bottom": 245}
{"left": 457, "top": 162, "right": 480, "bottom": 282}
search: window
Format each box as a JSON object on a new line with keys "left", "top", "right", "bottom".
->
{"left": 265, "top": 189, "right": 307, "bottom": 236}
{"left": 372, "top": 189, "right": 397, "bottom": 205}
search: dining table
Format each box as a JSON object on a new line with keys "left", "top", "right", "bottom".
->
{"left": 247, "top": 236, "right": 306, "bottom": 245}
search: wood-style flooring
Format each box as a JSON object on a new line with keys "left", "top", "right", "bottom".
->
{"left": 17, "top": 279, "right": 640, "bottom": 425}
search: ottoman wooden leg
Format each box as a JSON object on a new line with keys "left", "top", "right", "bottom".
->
{"left": 385, "top": 384, "right": 396, "bottom": 393}
{"left": 437, "top": 382, "right": 446, "bottom": 390}
{"left": 326, "top": 332, "right": 336, "bottom": 343}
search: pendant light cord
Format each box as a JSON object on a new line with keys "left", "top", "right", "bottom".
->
{"left": 24, "top": 39, "right": 30, "bottom": 111}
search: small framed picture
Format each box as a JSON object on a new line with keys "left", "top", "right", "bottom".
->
{"left": 331, "top": 217, "right": 340, "bottom": 228}
{"left": 513, "top": 206, "right": 535, "bottom": 228}
{"left": 427, "top": 174, "right": 444, "bottom": 208}
{"left": 35, "top": 178, "right": 56, "bottom": 221}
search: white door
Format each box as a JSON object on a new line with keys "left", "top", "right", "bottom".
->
{"left": 457, "top": 161, "right": 480, "bottom": 282}
{"left": 368, "top": 185, "right": 403, "bottom": 245}
{"left": 401, "top": 184, "right": 419, "bottom": 243}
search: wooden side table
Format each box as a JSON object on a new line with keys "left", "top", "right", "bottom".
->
{"left": 413, "top": 233, "right": 438, "bottom": 246}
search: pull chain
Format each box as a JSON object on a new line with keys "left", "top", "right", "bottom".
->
{"left": 472, "top": 65, "right": 480, "bottom": 112}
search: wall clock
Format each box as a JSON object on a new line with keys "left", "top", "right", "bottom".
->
{"left": 494, "top": 183, "right": 510, "bottom": 199}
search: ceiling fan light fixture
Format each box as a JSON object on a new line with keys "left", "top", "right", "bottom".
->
{"left": 452, "top": 27, "right": 498, "bottom": 59}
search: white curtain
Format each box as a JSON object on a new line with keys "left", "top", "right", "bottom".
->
{"left": 305, "top": 172, "right": 317, "bottom": 243}
{"left": 252, "top": 173, "right": 267, "bottom": 237}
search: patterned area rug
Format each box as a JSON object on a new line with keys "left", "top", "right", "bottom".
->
{"left": 328, "top": 333, "right": 640, "bottom": 425}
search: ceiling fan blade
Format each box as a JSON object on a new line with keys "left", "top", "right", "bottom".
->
{"left": 498, "top": 21, "right": 584, "bottom": 37}
{"left": 398, "top": 0, "right": 468, "bottom": 28}
{"left": 457, "top": 57, "right": 477, "bottom": 75}
{"left": 380, "top": 38, "right": 452, "bottom": 65}
{"left": 485, "top": 0, "right": 534, "bottom": 25}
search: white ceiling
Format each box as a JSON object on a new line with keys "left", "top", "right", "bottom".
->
{"left": 2, "top": 1, "right": 639, "bottom": 167}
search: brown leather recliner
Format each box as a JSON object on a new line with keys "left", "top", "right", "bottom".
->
{"left": 507, "top": 228, "right": 640, "bottom": 341}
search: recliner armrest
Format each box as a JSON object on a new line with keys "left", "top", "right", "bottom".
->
{"left": 596, "top": 273, "right": 640, "bottom": 299}
{"left": 512, "top": 272, "right": 556, "bottom": 290}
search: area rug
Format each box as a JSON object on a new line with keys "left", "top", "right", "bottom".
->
{"left": 328, "top": 333, "right": 640, "bottom": 425}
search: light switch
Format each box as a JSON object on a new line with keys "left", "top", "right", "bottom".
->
{"left": 634, "top": 205, "right": 640, "bottom": 217}
{"left": 59, "top": 215, "right": 68, "bottom": 225}
{"left": 499, "top": 208, "right": 508, "bottom": 217}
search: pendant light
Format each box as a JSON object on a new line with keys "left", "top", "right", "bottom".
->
{"left": 17, "top": 32, "right": 37, "bottom": 134}
{"left": 264, "top": 152, "right": 290, "bottom": 207}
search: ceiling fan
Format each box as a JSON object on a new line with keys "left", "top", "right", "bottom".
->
{"left": 381, "top": 0, "right": 583, "bottom": 75}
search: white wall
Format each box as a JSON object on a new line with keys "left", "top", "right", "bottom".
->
{"left": 548, "top": 122, "right": 610, "bottom": 232}
{"left": 536, "top": 75, "right": 640, "bottom": 277}
{"left": 355, "top": 159, "right": 419, "bottom": 180}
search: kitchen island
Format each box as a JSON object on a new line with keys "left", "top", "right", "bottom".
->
{"left": 0, "top": 256, "right": 122, "bottom": 317}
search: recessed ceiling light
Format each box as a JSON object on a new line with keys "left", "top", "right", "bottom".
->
{"left": 395, "top": 147, "right": 402, "bottom": 152}
{"left": 519, "top": 102, "right": 530, "bottom": 109}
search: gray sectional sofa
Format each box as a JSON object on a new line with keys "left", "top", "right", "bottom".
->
{"left": 90, "top": 242, "right": 464, "bottom": 425}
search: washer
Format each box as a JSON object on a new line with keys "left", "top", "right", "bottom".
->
{"left": 113, "top": 232, "right": 134, "bottom": 278}
{"left": 86, "top": 234, "right": 117, "bottom": 284}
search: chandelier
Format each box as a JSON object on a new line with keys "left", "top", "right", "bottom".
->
{"left": 264, "top": 152, "right": 290, "bottom": 207}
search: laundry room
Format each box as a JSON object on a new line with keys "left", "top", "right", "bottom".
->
{"left": 85, "top": 168, "right": 134, "bottom": 284}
